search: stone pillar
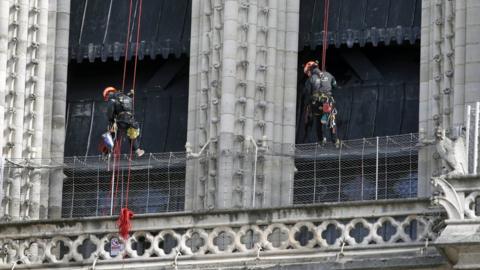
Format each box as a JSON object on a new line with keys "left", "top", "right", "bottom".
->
{"left": 419, "top": 0, "right": 480, "bottom": 196}
{"left": 39, "top": 0, "right": 57, "bottom": 219}
{"left": 0, "top": 0, "right": 7, "bottom": 156}
{"left": 464, "top": 0, "right": 480, "bottom": 106}
{"left": 452, "top": 0, "right": 466, "bottom": 128}
{"left": 426, "top": 2, "right": 480, "bottom": 268}
{"left": 0, "top": 0, "right": 70, "bottom": 220}
{"left": 48, "top": 0, "right": 70, "bottom": 219}
{"left": 186, "top": 0, "right": 299, "bottom": 210}
{"left": 9, "top": 0, "right": 29, "bottom": 220}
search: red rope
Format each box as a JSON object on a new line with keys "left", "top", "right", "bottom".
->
{"left": 121, "top": 0, "right": 134, "bottom": 92}
{"left": 117, "top": 0, "right": 143, "bottom": 240}
{"left": 131, "top": 0, "right": 142, "bottom": 109}
{"left": 321, "top": 0, "right": 330, "bottom": 71}
{"left": 125, "top": 0, "right": 142, "bottom": 209}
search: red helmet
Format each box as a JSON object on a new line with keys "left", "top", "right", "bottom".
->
{"left": 103, "top": 86, "right": 117, "bottom": 101}
{"left": 303, "top": 61, "right": 318, "bottom": 76}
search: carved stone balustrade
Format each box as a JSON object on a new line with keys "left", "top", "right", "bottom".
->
{"left": 432, "top": 174, "right": 480, "bottom": 269}
{"left": 0, "top": 199, "right": 445, "bottom": 269}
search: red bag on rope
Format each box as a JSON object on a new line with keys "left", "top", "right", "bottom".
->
{"left": 117, "top": 208, "right": 134, "bottom": 240}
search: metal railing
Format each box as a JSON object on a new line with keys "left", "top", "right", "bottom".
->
{"left": 0, "top": 153, "right": 186, "bottom": 219}
{"left": 61, "top": 153, "right": 186, "bottom": 218}
{"left": 293, "top": 133, "right": 419, "bottom": 204}
{"left": 0, "top": 134, "right": 420, "bottom": 219}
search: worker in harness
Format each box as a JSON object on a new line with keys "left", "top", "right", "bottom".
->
{"left": 102, "top": 86, "right": 145, "bottom": 157}
{"left": 302, "top": 60, "right": 340, "bottom": 147}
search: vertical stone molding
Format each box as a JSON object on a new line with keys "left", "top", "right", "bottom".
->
{"left": 48, "top": 0, "right": 70, "bottom": 219}
{"left": 427, "top": 3, "right": 480, "bottom": 268}
{"left": 0, "top": 0, "right": 71, "bottom": 220}
{"left": 420, "top": 0, "right": 480, "bottom": 197}
{"left": 187, "top": 0, "right": 300, "bottom": 210}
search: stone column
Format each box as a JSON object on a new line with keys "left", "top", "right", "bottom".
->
{"left": 419, "top": 0, "right": 480, "bottom": 196}
{"left": 281, "top": 0, "right": 299, "bottom": 206}
{"left": 464, "top": 0, "right": 480, "bottom": 106}
{"left": 0, "top": 0, "right": 7, "bottom": 156}
{"left": 48, "top": 0, "right": 70, "bottom": 219}
{"left": 186, "top": 0, "right": 300, "bottom": 210}
{"left": 39, "top": 0, "right": 58, "bottom": 219}
{"left": 452, "top": 0, "right": 466, "bottom": 128}
{"left": 9, "top": 0, "right": 29, "bottom": 220}
{"left": 0, "top": 0, "right": 8, "bottom": 218}
{"left": 0, "top": 0, "right": 70, "bottom": 220}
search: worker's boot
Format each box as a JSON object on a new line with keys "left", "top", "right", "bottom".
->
{"left": 135, "top": 148, "right": 145, "bottom": 157}
{"left": 335, "top": 139, "right": 340, "bottom": 149}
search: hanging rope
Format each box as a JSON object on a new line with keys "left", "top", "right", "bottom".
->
{"left": 321, "top": 0, "right": 330, "bottom": 71}
{"left": 121, "top": 0, "right": 134, "bottom": 92}
{"left": 112, "top": 136, "right": 122, "bottom": 214}
{"left": 116, "top": 0, "right": 143, "bottom": 241}
{"left": 107, "top": 132, "right": 122, "bottom": 216}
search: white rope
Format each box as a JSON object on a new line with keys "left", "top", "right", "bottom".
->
{"left": 336, "top": 240, "right": 345, "bottom": 261}
{"left": 90, "top": 253, "right": 99, "bottom": 270}
{"left": 255, "top": 243, "right": 262, "bottom": 261}
{"left": 173, "top": 248, "right": 182, "bottom": 270}
{"left": 421, "top": 237, "right": 429, "bottom": 255}
{"left": 185, "top": 140, "right": 211, "bottom": 158}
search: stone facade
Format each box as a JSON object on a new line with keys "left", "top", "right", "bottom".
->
{"left": 186, "top": 0, "right": 298, "bottom": 210}
{"left": 0, "top": 199, "right": 447, "bottom": 270}
{"left": 419, "top": 0, "right": 480, "bottom": 195}
{"left": 0, "top": 0, "right": 479, "bottom": 269}
{"left": 0, "top": 0, "right": 70, "bottom": 221}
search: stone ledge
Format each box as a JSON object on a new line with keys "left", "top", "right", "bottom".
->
{"left": 0, "top": 198, "right": 440, "bottom": 239}
{"left": 0, "top": 199, "right": 443, "bottom": 269}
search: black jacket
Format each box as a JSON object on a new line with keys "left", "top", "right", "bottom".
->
{"left": 303, "top": 68, "right": 337, "bottom": 104}
{"left": 106, "top": 92, "right": 134, "bottom": 126}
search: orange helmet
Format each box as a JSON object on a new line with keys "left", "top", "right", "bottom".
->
{"left": 103, "top": 86, "right": 117, "bottom": 101}
{"left": 303, "top": 61, "right": 318, "bottom": 76}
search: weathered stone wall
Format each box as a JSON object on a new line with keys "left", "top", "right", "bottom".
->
{"left": 0, "top": 199, "right": 448, "bottom": 270}
{"left": 186, "top": 0, "right": 299, "bottom": 210}
{"left": 419, "top": 0, "right": 480, "bottom": 196}
{"left": 0, "top": 0, "right": 70, "bottom": 220}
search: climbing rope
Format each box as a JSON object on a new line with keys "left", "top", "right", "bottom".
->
{"left": 121, "top": 0, "right": 134, "bottom": 92}
{"left": 110, "top": 0, "right": 143, "bottom": 241}
{"left": 119, "top": 0, "right": 143, "bottom": 241}
{"left": 321, "top": 0, "right": 330, "bottom": 71}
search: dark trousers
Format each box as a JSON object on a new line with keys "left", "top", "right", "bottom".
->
{"left": 303, "top": 113, "right": 337, "bottom": 143}
{"left": 116, "top": 121, "right": 140, "bottom": 151}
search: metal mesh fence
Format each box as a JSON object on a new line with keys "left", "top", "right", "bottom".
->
{"left": 60, "top": 153, "right": 186, "bottom": 218}
{"left": 293, "top": 133, "right": 418, "bottom": 204}
{"left": 0, "top": 153, "right": 186, "bottom": 218}
{"left": 0, "top": 134, "right": 421, "bottom": 219}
